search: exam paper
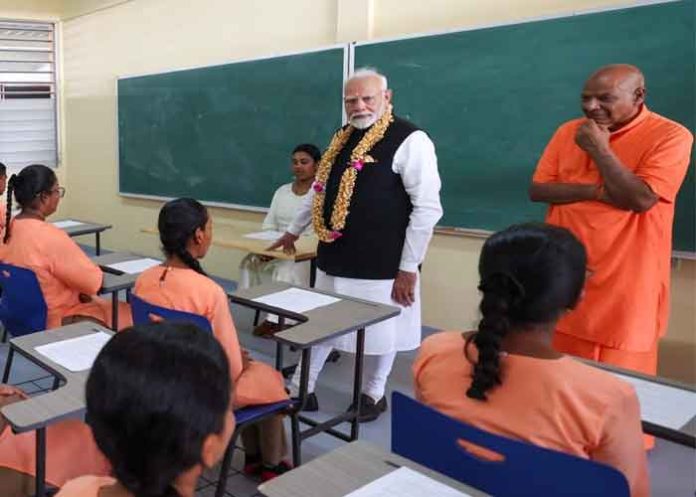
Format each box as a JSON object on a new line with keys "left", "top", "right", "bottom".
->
{"left": 52, "top": 220, "right": 84, "bottom": 229}
{"left": 345, "top": 467, "right": 473, "bottom": 497}
{"left": 107, "top": 258, "right": 162, "bottom": 274}
{"left": 243, "top": 230, "right": 285, "bottom": 241}
{"left": 252, "top": 288, "right": 340, "bottom": 313}
{"left": 613, "top": 373, "right": 696, "bottom": 430}
{"left": 35, "top": 331, "right": 112, "bottom": 372}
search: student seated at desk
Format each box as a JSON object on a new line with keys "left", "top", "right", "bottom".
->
{"left": 413, "top": 223, "right": 649, "bottom": 497}
{"left": 0, "top": 161, "right": 7, "bottom": 238}
{"left": 0, "top": 384, "right": 110, "bottom": 497}
{"left": 134, "top": 198, "right": 291, "bottom": 480}
{"left": 56, "top": 322, "right": 235, "bottom": 497}
{"left": 240, "top": 144, "right": 319, "bottom": 336}
{"left": 0, "top": 164, "right": 132, "bottom": 329}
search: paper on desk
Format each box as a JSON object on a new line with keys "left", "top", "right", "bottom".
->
{"left": 613, "top": 373, "right": 696, "bottom": 430}
{"left": 35, "top": 331, "right": 111, "bottom": 372}
{"left": 243, "top": 230, "right": 285, "bottom": 241}
{"left": 52, "top": 220, "right": 83, "bottom": 229}
{"left": 345, "top": 467, "right": 473, "bottom": 497}
{"left": 252, "top": 288, "right": 340, "bottom": 314}
{"left": 107, "top": 258, "right": 162, "bottom": 274}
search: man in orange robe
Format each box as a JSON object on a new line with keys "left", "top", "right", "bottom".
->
{"left": 530, "top": 64, "right": 693, "bottom": 375}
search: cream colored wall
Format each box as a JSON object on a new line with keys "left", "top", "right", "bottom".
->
{"left": 0, "top": 0, "right": 61, "bottom": 20}
{"left": 57, "top": 0, "right": 694, "bottom": 380}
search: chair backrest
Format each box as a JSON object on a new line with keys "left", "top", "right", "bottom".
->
{"left": 391, "top": 392, "right": 629, "bottom": 497}
{"left": 0, "top": 262, "right": 48, "bottom": 337}
{"left": 130, "top": 293, "right": 212, "bottom": 332}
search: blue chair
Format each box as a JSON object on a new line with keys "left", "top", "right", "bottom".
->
{"left": 0, "top": 262, "right": 49, "bottom": 383}
{"left": 130, "top": 294, "right": 299, "bottom": 497}
{"left": 391, "top": 392, "right": 630, "bottom": 497}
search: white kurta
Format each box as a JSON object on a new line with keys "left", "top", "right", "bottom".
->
{"left": 287, "top": 130, "right": 442, "bottom": 355}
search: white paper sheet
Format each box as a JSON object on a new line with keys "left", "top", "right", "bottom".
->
{"left": 252, "top": 288, "right": 340, "bottom": 314}
{"left": 107, "top": 258, "right": 162, "bottom": 275}
{"left": 35, "top": 331, "right": 111, "bottom": 372}
{"left": 613, "top": 372, "right": 696, "bottom": 430}
{"left": 243, "top": 230, "right": 285, "bottom": 241}
{"left": 52, "top": 220, "right": 84, "bottom": 229}
{"left": 345, "top": 467, "right": 473, "bottom": 497}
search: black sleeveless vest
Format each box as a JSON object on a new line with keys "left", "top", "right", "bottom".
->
{"left": 317, "top": 116, "right": 419, "bottom": 279}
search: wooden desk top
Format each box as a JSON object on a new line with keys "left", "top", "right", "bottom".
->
{"left": 141, "top": 226, "right": 317, "bottom": 261}
{"left": 1, "top": 323, "right": 113, "bottom": 432}
{"left": 228, "top": 282, "right": 400, "bottom": 348}
{"left": 259, "top": 441, "right": 489, "bottom": 497}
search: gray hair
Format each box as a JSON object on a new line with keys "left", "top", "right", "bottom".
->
{"left": 345, "top": 67, "right": 388, "bottom": 91}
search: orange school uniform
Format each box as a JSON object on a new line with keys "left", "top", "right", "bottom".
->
{"left": 413, "top": 332, "right": 649, "bottom": 497}
{"left": 0, "top": 421, "right": 110, "bottom": 488}
{"left": 0, "top": 218, "right": 132, "bottom": 330}
{"left": 533, "top": 106, "right": 693, "bottom": 370}
{"left": 134, "top": 266, "right": 288, "bottom": 408}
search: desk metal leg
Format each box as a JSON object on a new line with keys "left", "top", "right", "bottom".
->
{"left": 275, "top": 317, "right": 285, "bottom": 371}
{"left": 111, "top": 292, "right": 119, "bottom": 331}
{"left": 2, "top": 347, "right": 14, "bottom": 383}
{"left": 350, "top": 327, "right": 365, "bottom": 441}
{"left": 309, "top": 257, "right": 317, "bottom": 288}
{"left": 292, "top": 347, "right": 311, "bottom": 466}
{"left": 35, "top": 427, "right": 46, "bottom": 497}
{"left": 95, "top": 232, "right": 101, "bottom": 256}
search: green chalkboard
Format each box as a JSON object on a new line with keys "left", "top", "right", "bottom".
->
{"left": 118, "top": 47, "right": 345, "bottom": 209}
{"left": 355, "top": 0, "right": 695, "bottom": 252}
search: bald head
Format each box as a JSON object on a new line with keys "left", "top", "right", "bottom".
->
{"left": 581, "top": 64, "right": 646, "bottom": 130}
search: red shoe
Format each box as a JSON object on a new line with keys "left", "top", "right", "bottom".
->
{"left": 259, "top": 461, "right": 293, "bottom": 481}
{"left": 243, "top": 454, "right": 262, "bottom": 476}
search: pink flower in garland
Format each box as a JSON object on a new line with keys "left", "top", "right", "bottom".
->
{"left": 313, "top": 181, "right": 324, "bottom": 193}
{"left": 330, "top": 230, "right": 343, "bottom": 240}
{"left": 352, "top": 160, "right": 364, "bottom": 171}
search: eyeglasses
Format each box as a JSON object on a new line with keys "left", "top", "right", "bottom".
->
{"left": 50, "top": 187, "right": 66, "bottom": 198}
{"left": 344, "top": 93, "right": 381, "bottom": 106}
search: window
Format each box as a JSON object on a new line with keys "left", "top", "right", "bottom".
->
{"left": 0, "top": 20, "right": 58, "bottom": 169}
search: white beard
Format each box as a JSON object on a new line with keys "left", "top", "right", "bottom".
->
{"left": 349, "top": 103, "right": 386, "bottom": 129}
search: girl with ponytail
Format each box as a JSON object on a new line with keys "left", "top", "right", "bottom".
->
{"left": 133, "top": 198, "right": 292, "bottom": 480}
{"left": 413, "top": 223, "right": 649, "bottom": 497}
{"left": 0, "top": 164, "right": 132, "bottom": 329}
{"left": 56, "top": 322, "right": 236, "bottom": 497}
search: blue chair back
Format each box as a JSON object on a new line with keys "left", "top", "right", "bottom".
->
{"left": 391, "top": 392, "right": 629, "bottom": 497}
{"left": 130, "top": 293, "right": 212, "bottom": 332}
{"left": 0, "top": 262, "right": 48, "bottom": 337}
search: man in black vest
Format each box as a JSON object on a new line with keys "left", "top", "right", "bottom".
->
{"left": 270, "top": 68, "right": 442, "bottom": 422}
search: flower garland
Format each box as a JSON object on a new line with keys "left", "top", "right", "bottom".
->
{"left": 311, "top": 105, "right": 394, "bottom": 243}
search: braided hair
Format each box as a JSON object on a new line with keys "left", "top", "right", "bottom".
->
{"left": 158, "top": 198, "right": 209, "bottom": 276}
{"left": 466, "top": 223, "right": 587, "bottom": 401}
{"left": 4, "top": 164, "right": 56, "bottom": 243}
{"left": 86, "top": 322, "right": 232, "bottom": 497}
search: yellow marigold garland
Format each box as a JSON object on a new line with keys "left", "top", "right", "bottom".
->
{"left": 312, "top": 105, "right": 394, "bottom": 243}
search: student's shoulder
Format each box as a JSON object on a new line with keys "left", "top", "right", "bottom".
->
{"left": 557, "top": 356, "right": 637, "bottom": 399}
{"left": 646, "top": 111, "right": 694, "bottom": 143}
{"left": 420, "top": 331, "right": 467, "bottom": 357}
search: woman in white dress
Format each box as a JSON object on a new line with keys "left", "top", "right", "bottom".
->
{"left": 239, "top": 144, "right": 320, "bottom": 335}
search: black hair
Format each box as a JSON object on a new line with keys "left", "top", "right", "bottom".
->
{"left": 0, "top": 162, "right": 6, "bottom": 177}
{"left": 4, "top": 164, "right": 57, "bottom": 243}
{"left": 465, "top": 223, "right": 587, "bottom": 401}
{"left": 292, "top": 143, "right": 321, "bottom": 164}
{"left": 158, "top": 198, "right": 209, "bottom": 276}
{"left": 86, "top": 322, "right": 232, "bottom": 497}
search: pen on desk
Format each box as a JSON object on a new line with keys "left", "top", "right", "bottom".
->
{"left": 384, "top": 460, "right": 401, "bottom": 469}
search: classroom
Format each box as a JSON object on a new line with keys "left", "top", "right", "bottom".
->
{"left": 0, "top": 1, "right": 693, "bottom": 496}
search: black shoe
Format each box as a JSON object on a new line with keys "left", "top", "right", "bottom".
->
{"left": 293, "top": 392, "right": 319, "bottom": 412}
{"left": 347, "top": 393, "right": 388, "bottom": 423}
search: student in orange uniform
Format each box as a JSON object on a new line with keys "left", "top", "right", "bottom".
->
{"left": 0, "top": 162, "right": 7, "bottom": 238}
{"left": 413, "top": 224, "right": 649, "bottom": 497}
{"left": 529, "top": 64, "right": 693, "bottom": 377}
{"left": 0, "top": 164, "right": 132, "bottom": 329}
{"left": 0, "top": 384, "right": 110, "bottom": 496}
{"left": 56, "top": 322, "right": 236, "bottom": 497}
{"left": 134, "top": 198, "right": 291, "bottom": 480}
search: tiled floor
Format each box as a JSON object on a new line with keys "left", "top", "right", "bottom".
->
{"left": 0, "top": 265, "right": 693, "bottom": 496}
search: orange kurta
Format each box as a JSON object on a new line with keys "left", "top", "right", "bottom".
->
{"left": 533, "top": 106, "right": 693, "bottom": 353}
{"left": 134, "top": 266, "right": 288, "bottom": 408}
{"left": 413, "top": 332, "right": 649, "bottom": 497}
{"left": 0, "top": 218, "right": 132, "bottom": 329}
{"left": 0, "top": 421, "right": 110, "bottom": 487}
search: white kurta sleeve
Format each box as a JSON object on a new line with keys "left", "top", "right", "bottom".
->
{"left": 262, "top": 189, "right": 281, "bottom": 231}
{"left": 286, "top": 187, "right": 315, "bottom": 236}
{"left": 392, "top": 130, "right": 443, "bottom": 272}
